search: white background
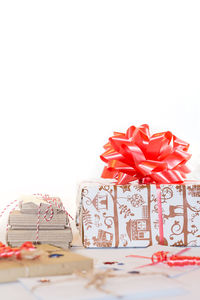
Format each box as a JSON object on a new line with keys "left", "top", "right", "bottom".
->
{"left": 0, "top": 0, "right": 200, "bottom": 232}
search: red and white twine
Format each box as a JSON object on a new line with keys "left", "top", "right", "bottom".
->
{"left": 43, "top": 203, "right": 54, "bottom": 222}
{"left": 35, "top": 203, "right": 42, "bottom": 243}
{"left": 37, "top": 193, "right": 74, "bottom": 221}
{"left": 6, "top": 202, "right": 19, "bottom": 232}
{"left": 0, "top": 199, "right": 18, "bottom": 218}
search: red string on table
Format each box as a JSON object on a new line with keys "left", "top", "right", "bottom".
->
{"left": 126, "top": 249, "right": 200, "bottom": 267}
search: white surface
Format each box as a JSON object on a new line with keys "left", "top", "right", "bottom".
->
{"left": 0, "top": 1, "right": 200, "bottom": 229}
{"left": 19, "top": 274, "right": 186, "bottom": 300}
{"left": 0, "top": 246, "right": 200, "bottom": 299}
{"left": 16, "top": 246, "right": 200, "bottom": 300}
{"left": 73, "top": 246, "right": 200, "bottom": 277}
{"left": 0, "top": 282, "right": 35, "bottom": 300}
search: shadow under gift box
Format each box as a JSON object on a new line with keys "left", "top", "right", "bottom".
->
{"left": 76, "top": 180, "right": 200, "bottom": 248}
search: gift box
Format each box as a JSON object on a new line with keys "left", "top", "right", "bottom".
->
{"left": 76, "top": 124, "right": 198, "bottom": 248}
{"left": 77, "top": 181, "right": 200, "bottom": 247}
{"left": 6, "top": 194, "right": 73, "bottom": 249}
{"left": 0, "top": 244, "right": 93, "bottom": 283}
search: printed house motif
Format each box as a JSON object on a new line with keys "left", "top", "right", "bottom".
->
{"left": 126, "top": 219, "right": 150, "bottom": 241}
{"left": 126, "top": 205, "right": 151, "bottom": 241}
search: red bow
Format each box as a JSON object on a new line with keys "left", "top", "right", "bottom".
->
{"left": 0, "top": 242, "right": 35, "bottom": 259}
{"left": 100, "top": 124, "right": 191, "bottom": 185}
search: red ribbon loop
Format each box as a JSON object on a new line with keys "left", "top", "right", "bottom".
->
{"left": 100, "top": 124, "right": 191, "bottom": 185}
{"left": 0, "top": 242, "right": 35, "bottom": 259}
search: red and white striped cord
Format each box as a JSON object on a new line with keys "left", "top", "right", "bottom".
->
{"left": 44, "top": 203, "right": 54, "bottom": 222}
{"left": 6, "top": 202, "right": 19, "bottom": 232}
{"left": 35, "top": 203, "right": 42, "bottom": 243}
{"left": 43, "top": 195, "right": 74, "bottom": 221}
{"left": 34, "top": 194, "right": 73, "bottom": 220}
{"left": 0, "top": 194, "right": 74, "bottom": 244}
{"left": 32, "top": 193, "right": 74, "bottom": 243}
{"left": 53, "top": 198, "right": 74, "bottom": 221}
{"left": 0, "top": 199, "right": 18, "bottom": 218}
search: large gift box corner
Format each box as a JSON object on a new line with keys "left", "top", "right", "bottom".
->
{"left": 76, "top": 181, "right": 200, "bottom": 248}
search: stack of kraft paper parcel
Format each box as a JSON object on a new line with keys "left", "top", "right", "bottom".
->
{"left": 7, "top": 195, "right": 73, "bottom": 249}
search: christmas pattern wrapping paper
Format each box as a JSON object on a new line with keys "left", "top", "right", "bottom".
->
{"left": 76, "top": 181, "right": 200, "bottom": 248}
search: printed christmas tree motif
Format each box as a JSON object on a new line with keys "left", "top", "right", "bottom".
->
{"left": 127, "top": 194, "right": 145, "bottom": 207}
{"left": 161, "top": 187, "right": 173, "bottom": 203}
{"left": 119, "top": 185, "right": 131, "bottom": 193}
{"left": 82, "top": 207, "right": 92, "bottom": 230}
{"left": 84, "top": 238, "right": 91, "bottom": 247}
{"left": 117, "top": 203, "right": 134, "bottom": 219}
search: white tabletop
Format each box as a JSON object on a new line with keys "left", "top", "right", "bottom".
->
{"left": 1, "top": 245, "right": 200, "bottom": 300}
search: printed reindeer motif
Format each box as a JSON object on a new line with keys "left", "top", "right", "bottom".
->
{"left": 163, "top": 205, "right": 184, "bottom": 219}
